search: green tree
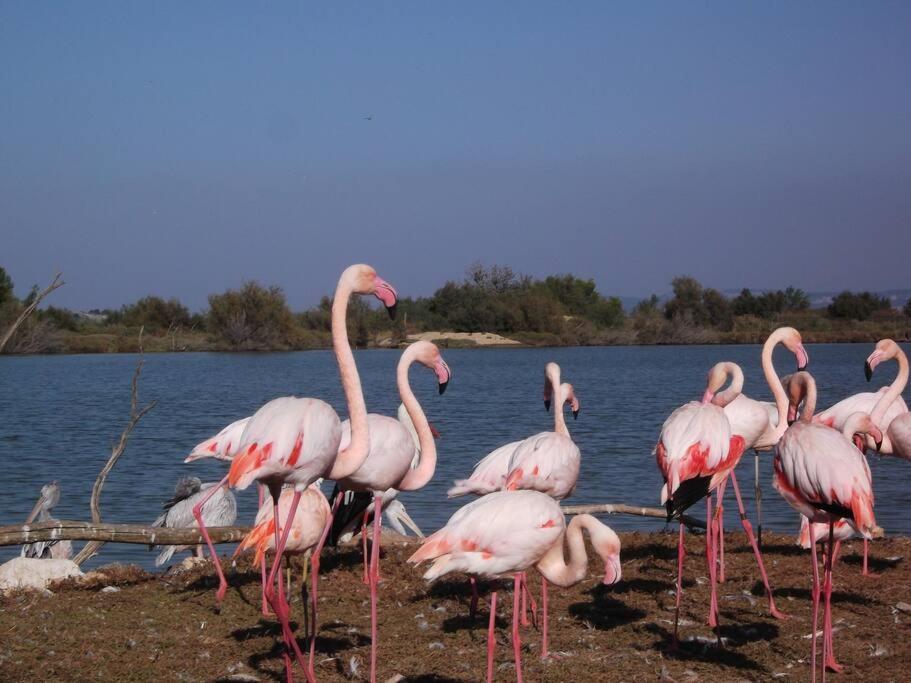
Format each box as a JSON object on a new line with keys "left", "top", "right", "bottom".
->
{"left": 119, "top": 296, "right": 191, "bottom": 331}
{"left": 782, "top": 286, "right": 810, "bottom": 311}
{"left": 664, "top": 276, "right": 707, "bottom": 324}
{"left": 827, "top": 291, "right": 890, "bottom": 321}
{"left": 703, "top": 288, "right": 733, "bottom": 330}
{"left": 904, "top": 299, "right": 911, "bottom": 317}
{"left": 207, "top": 281, "right": 297, "bottom": 349}
{"left": 0, "top": 267, "right": 14, "bottom": 307}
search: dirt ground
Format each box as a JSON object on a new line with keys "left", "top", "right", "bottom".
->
{"left": 1, "top": 531, "right": 910, "bottom": 682}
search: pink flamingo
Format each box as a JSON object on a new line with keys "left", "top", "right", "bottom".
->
{"left": 703, "top": 362, "right": 787, "bottom": 618}
{"left": 814, "top": 339, "right": 908, "bottom": 430}
{"left": 717, "top": 326, "right": 809, "bottom": 564}
{"left": 332, "top": 340, "right": 451, "bottom": 683}
{"left": 773, "top": 371, "right": 879, "bottom": 680}
{"left": 226, "top": 264, "right": 398, "bottom": 682}
{"left": 408, "top": 490, "right": 621, "bottom": 683}
{"left": 655, "top": 364, "right": 747, "bottom": 643}
{"left": 865, "top": 339, "right": 910, "bottom": 456}
{"left": 182, "top": 416, "right": 252, "bottom": 609}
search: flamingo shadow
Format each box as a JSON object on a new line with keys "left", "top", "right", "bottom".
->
{"left": 568, "top": 584, "right": 646, "bottom": 630}
{"left": 645, "top": 623, "right": 766, "bottom": 672}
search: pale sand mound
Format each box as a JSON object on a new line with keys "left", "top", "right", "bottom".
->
{"left": 406, "top": 331, "right": 521, "bottom": 346}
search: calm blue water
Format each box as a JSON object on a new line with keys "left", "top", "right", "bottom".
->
{"left": 1, "top": 344, "right": 909, "bottom": 570}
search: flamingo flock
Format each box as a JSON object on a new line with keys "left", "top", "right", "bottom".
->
{"left": 148, "top": 264, "right": 908, "bottom": 683}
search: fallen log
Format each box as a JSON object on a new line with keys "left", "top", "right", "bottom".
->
{"left": 560, "top": 503, "right": 706, "bottom": 529}
{"left": 0, "top": 520, "right": 251, "bottom": 547}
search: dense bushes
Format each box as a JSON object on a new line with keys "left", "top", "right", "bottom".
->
{"left": 828, "top": 291, "right": 891, "bottom": 321}
{"left": 207, "top": 282, "right": 298, "bottom": 350}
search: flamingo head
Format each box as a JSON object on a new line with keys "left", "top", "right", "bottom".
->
{"left": 780, "top": 327, "right": 809, "bottom": 371}
{"left": 410, "top": 340, "right": 452, "bottom": 394}
{"left": 561, "top": 382, "right": 580, "bottom": 419}
{"left": 865, "top": 339, "right": 899, "bottom": 382}
{"left": 346, "top": 264, "right": 399, "bottom": 319}
{"left": 845, "top": 412, "right": 883, "bottom": 453}
{"left": 592, "top": 523, "right": 622, "bottom": 586}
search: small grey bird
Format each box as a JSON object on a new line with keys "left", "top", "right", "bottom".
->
{"left": 21, "top": 481, "right": 73, "bottom": 560}
{"left": 149, "top": 476, "right": 237, "bottom": 567}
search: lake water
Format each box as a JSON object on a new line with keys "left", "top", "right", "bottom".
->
{"left": 2, "top": 343, "right": 909, "bottom": 571}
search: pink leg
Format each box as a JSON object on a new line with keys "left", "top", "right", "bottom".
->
{"left": 308, "top": 494, "right": 342, "bottom": 679}
{"left": 673, "top": 522, "right": 685, "bottom": 648}
{"left": 518, "top": 573, "right": 537, "bottom": 628}
{"left": 823, "top": 523, "right": 842, "bottom": 675}
{"left": 263, "top": 490, "right": 312, "bottom": 683}
{"left": 730, "top": 472, "right": 788, "bottom": 619}
{"left": 520, "top": 572, "right": 529, "bottom": 626}
{"left": 192, "top": 473, "right": 231, "bottom": 608}
{"left": 369, "top": 494, "right": 382, "bottom": 683}
{"left": 258, "top": 485, "right": 270, "bottom": 616}
{"left": 470, "top": 577, "right": 480, "bottom": 619}
{"left": 810, "top": 528, "right": 820, "bottom": 683}
{"left": 706, "top": 494, "right": 720, "bottom": 633}
{"left": 512, "top": 574, "right": 524, "bottom": 683}
{"left": 541, "top": 577, "right": 549, "bottom": 659}
{"left": 716, "top": 477, "right": 727, "bottom": 583}
{"left": 487, "top": 590, "right": 498, "bottom": 683}
{"left": 861, "top": 537, "right": 878, "bottom": 577}
{"left": 362, "top": 509, "right": 370, "bottom": 584}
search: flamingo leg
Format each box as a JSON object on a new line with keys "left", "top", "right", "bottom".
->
{"left": 258, "top": 485, "right": 271, "bottom": 617}
{"left": 263, "top": 489, "right": 312, "bottom": 683}
{"left": 673, "top": 521, "right": 685, "bottom": 648}
{"left": 716, "top": 477, "right": 726, "bottom": 583}
{"left": 308, "top": 493, "right": 342, "bottom": 680}
{"left": 706, "top": 494, "right": 720, "bottom": 635}
{"left": 470, "top": 577, "right": 480, "bottom": 619}
{"left": 487, "top": 590, "right": 498, "bottom": 683}
{"left": 512, "top": 574, "right": 524, "bottom": 683}
{"left": 369, "top": 494, "right": 383, "bottom": 683}
{"left": 191, "top": 473, "right": 231, "bottom": 608}
{"left": 729, "top": 471, "right": 787, "bottom": 619}
{"left": 823, "top": 523, "right": 842, "bottom": 675}
{"left": 861, "top": 537, "right": 877, "bottom": 577}
{"left": 541, "top": 577, "right": 549, "bottom": 659}
{"left": 520, "top": 572, "right": 529, "bottom": 626}
{"left": 754, "top": 450, "right": 763, "bottom": 548}
{"left": 810, "top": 526, "right": 820, "bottom": 683}
{"left": 362, "top": 508, "right": 370, "bottom": 584}
{"left": 518, "top": 572, "right": 537, "bottom": 628}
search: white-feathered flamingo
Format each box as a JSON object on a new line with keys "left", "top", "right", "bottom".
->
{"left": 408, "top": 490, "right": 621, "bottom": 683}
{"left": 773, "top": 371, "right": 879, "bottom": 680}
{"left": 814, "top": 339, "right": 908, "bottom": 431}
{"left": 331, "top": 340, "right": 451, "bottom": 683}
{"left": 226, "top": 264, "right": 398, "bottom": 682}
{"left": 865, "top": 339, "right": 910, "bottom": 454}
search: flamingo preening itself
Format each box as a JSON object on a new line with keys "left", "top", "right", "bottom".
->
{"left": 409, "top": 490, "right": 621, "bottom": 683}
{"left": 329, "top": 340, "right": 451, "bottom": 683}
{"left": 774, "top": 371, "right": 879, "bottom": 680}
{"left": 226, "top": 264, "right": 398, "bottom": 682}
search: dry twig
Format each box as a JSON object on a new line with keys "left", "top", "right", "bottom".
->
{"left": 0, "top": 271, "right": 64, "bottom": 353}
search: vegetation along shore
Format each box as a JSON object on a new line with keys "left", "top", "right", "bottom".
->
{"left": 1, "top": 264, "right": 909, "bottom": 354}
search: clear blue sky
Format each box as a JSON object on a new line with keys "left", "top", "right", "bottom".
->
{"left": 2, "top": 2, "right": 910, "bottom": 310}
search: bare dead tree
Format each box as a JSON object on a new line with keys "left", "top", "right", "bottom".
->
{"left": 72, "top": 329, "right": 156, "bottom": 566}
{"left": 0, "top": 272, "right": 64, "bottom": 353}
{"left": 560, "top": 502, "right": 707, "bottom": 530}
{"left": 1, "top": 520, "right": 250, "bottom": 547}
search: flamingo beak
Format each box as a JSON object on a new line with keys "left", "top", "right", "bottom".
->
{"left": 544, "top": 399, "right": 551, "bottom": 412}
{"left": 373, "top": 277, "right": 399, "bottom": 320}
{"left": 865, "top": 351, "right": 883, "bottom": 382}
{"left": 602, "top": 554, "right": 622, "bottom": 586}
{"left": 429, "top": 423, "right": 441, "bottom": 439}
{"left": 796, "top": 344, "right": 809, "bottom": 372}
{"left": 436, "top": 359, "right": 451, "bottom": 395}
{"left": 572, "top": 408, "right": 579, "bottom": 420}
{"left": 853, "top": 434, "right": 866, "bottom": 452}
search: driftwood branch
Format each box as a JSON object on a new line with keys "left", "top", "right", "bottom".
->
{"left": 0, "top": 520, "right": 250, "bottom": 547}
{"left": 0, "top": 271, "right": 64, "bottom": 353}
{"left": 73, "top": 329, "right": 156, "bottom": 565}
{"left": 560, "top": 503, "right": 706, "bottom": 530}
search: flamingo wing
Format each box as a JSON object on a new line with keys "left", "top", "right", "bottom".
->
{"left": 447, "top": 439, "right": 523, "bottom": 497}
{"left": 186, "top": 416, "right": 251, "bottom": 462}
{"left": 503, "top": 432, "right": 581, "bottom": 499}
{"left": 409, "top": 490, "right": 564, "bottom": 580}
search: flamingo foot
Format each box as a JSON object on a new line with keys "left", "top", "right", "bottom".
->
{"left": 769, "top": 604, "right": 790, "bottom": 620}
{"left": 825, "top": 654, "right": 844, "bottom": 674}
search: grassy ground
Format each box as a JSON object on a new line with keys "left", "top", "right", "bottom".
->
{"left": 2, "top": 531, "right": 910, "bottom": 682}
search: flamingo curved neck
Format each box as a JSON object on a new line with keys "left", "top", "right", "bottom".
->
{"left": 396, "top": 348, "right": 437, "bottom": 491}
{"left": 548, "top": 368, "right": 569, "bottom": 438}
{"left": 327, "top": 279, "right": 369, "bottom": 479}
{"left": 870, "top": 345, "right": 909, "bottom": 425}
{"left": 535, "top": 514, "right": 594, "bottom": 587}
{"left": 796, "top": 374, "right": 817, "bottom": 422}
{"left": 762, "top": 330, "right": 791, "bottom": 440}
{"left": 713, "top": 362, "right": 744, "bottom": 408}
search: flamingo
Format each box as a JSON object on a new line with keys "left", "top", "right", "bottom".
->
{"left": 181, "top": 416, "right": 251, "bottom": 608}
{"left": 235, "top": 482, "right": 330, "bottom": 609}
{"left": 773, "top": 371, "right": 879, "bottom": 680}
{"left": 703, "top": 362, "right": 787, "bottom": 618}
{"left": 226, "top": 263, "right": 398, "bottom": 682}
{"left": 148, "top": 476, "right": 237, "bottom": 567}
{"left": 865, "top": 339, "right": 910, "bottom": 457}
{"left": 814, "top": 339, "right": 908, "bottom": 431}
{"left": 20, "top": 482, "right": 72, "bottom": 560}
{"left": 722, "top": 327, "right": 809, "bottom": 554}
{"left": 330, "top": 340, "right": 451, "bottom": 683}
{"left": 447, "top": 364, "right": 580, "bottom": 498}
{"left": 408, "top": 489, "right": 621, "bottom": 683}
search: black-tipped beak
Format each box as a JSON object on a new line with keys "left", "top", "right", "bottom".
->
{"left": 798, "top": 362, "right": 808, "bottom": 372}
{"left": 572, "top": 408, "right": 580, "bottom": 420}
{"left": 386, "top": 302, "right": 398, "bottom": 320}
{"left": 544, "top": 399, "right": 551, "bottom": 412}
{"left": 787, "top": 417, "right": 796, "bottom": 427}
{"left": 875, "top": 437, "right": 883, "bottom": 452}
{"left": 438, "top": 380, "right": 448, "bottom": 395}
{"left": 864, "top": 361, "right": 873, "bottom": 382}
